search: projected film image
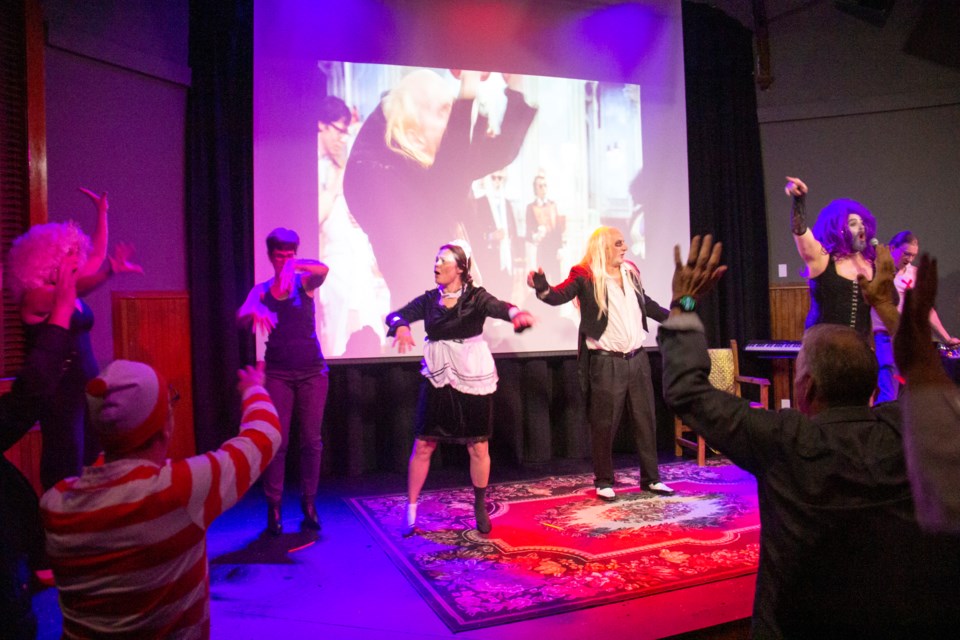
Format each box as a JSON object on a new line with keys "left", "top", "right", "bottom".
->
{"left": 312, "top": 62, "right": 653, "bottom": 358}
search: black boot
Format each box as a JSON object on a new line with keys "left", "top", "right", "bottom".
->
{"left": 267, "top": 501, "right": 283, "bottom": 536}
{"left": 301, "top": 496, "right": 321, "bottom": 531}
{"left": 473, "top": 485, "right": 492, "bottom": 534}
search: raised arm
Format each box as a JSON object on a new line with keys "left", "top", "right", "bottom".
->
{"left": 180, "top": 362, "right": 281, "bottom": 527}
{"left": 928, "top": 308, "right": 959, "bottom": 346}
{"left": 386, "top": 293, "right": 431, "bottom": 353}
{"left": 894, "top": 254, "right": 960, "bottom": 534}
{"left": 294, "top": 259, "right": 329, "bottom": 292}
{"left": 76, "top": 188, "right": 109, "bottom": 278}
{"left": 237, "top": 282, "right": 276, "bottom": 336}
{"left": 527, "top": 265, "right": 584, "bottom": 306}
{"left": 1, "top": 257, "right": 79, "bottom": 452}
{"left": 785, "top": 177, "right": 829, "bottom": 277}
{"left": 76, "top": 242, "right": 144, "bottom": 296}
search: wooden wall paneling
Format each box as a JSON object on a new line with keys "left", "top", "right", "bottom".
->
{"left": 768, "top": 285, "right": 809, "bottom": 408}
{"left": 112, "top": 291, "right": 195, "bottom": 459}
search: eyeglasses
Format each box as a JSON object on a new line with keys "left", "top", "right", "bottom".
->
{"left": 491, "top": 175, "right": 505, "bottom": 182}
{"left": 324, "top": 122, "right": 349, "bottom": 136}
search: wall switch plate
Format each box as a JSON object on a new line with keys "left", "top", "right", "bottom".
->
{"left": 778, "top": 264, "right": 788, "bottom": 278}
{"left": 780, "top": 399, "right": 791, "bottom": 409}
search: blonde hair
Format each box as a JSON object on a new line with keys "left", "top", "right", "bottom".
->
{"left": 579, "top": 226, "right": 639, "bottom": 319}
{"left": 382, "top": 69, "right": 448, "bottom": 168}
{"left": 5, "top": 221, "right": 91, "bottom": 301}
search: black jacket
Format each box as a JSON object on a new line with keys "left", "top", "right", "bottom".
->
{"left": 532, "top": 261, "right": 668, "bottom": 393}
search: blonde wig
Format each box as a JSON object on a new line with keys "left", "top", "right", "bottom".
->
{"left": 382, "top": 69, "right": 449, "bottom": 169}
{"left": 6, "top": 221, "right": 91, "bottom": 301}
{"left": 579, "top": 226, "right": 640, "bottom": 320}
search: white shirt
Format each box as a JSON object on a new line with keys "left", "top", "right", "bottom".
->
{"left": 587, "top": 265, "right": 646, "bottom": 352}
{"left": 490, "top": 196, "right": 512, "bottom": 271}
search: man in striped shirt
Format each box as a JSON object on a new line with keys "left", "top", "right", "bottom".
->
{"left": 40, "top": 359, "right": 280, "bottom": 639}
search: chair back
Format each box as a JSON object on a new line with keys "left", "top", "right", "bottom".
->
{"left": 707, "top": 340, "right": 740, "bottom": 395}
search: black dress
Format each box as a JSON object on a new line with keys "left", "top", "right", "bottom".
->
{"left": 386, "top": 285, "right": 515, "bottom": 443}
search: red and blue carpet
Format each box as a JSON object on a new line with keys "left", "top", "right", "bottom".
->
{"left": 346, "top": 459, "right": 759, "bottom": 632}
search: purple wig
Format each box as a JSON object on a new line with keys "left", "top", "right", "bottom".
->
{"left": 811, "top": 198, "right": 877, "bottom": 262}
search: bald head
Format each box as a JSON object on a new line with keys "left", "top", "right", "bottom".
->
{"left": 795, "top": 324, "right": 878, "bottom": 414}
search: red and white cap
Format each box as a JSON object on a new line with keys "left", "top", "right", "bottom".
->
{"left": 86, "top": 360, "right": 171, "bottom": 455}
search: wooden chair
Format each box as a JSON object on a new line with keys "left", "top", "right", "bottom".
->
{"left": 674, "top": 340, "right": 770, "bottom": 465}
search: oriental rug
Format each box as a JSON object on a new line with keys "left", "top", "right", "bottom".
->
{"left": 346, "top": 459, "right": 759, "bottom": 632}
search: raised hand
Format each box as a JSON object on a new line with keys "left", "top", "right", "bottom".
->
{"left": 894, "top": 254, "right": 948, "bottom": 386}
{"left": 526, "top": 268, "right": 545, "bottom": 289}
{"left": 78, "top": 187, "right": 109, "bottom": 215}
{"left": 49, "top": 254, "right": 80, "bottom": 330}
{"left": 671, "top": 234, "right": 727, "bottom": 305}
{"left": 784, "top": 176, "right": 807, "bottom": 198}
{"left": 108, "top": 242, "right": 145, "bottom": 275}
{"left": 237, "top": 361, "right": 267, "bottom": 393}
{"left": 277, "top": 257, "right": 296, "bottom": 296}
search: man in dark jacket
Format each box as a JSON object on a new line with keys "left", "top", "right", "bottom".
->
{"left": 659, "top": 235, "right": 960, "bottom": 639}
{"left": 1, "top": 258, "right": 79, "bottom": 639}
{"left": 528, "top": 226, "right": 672, "bottom": 500}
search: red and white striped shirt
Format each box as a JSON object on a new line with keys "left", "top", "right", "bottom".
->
{"left": 40, "top": 386, "right": 281, "bottom": 639}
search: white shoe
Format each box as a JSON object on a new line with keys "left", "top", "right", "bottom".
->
{"left": 403, "top": 502, "right": 417, "bottom": 537}
{"left": 596, "top": 487, "right": 617, "bottom": 501}
{"left": 645, "top": 482, "right": 674, "bottom": 495}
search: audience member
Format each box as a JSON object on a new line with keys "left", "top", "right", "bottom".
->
{"left": 873, "top": 230, "right": 959, "bottom": 402}
{"left": 6, "top": 188, "right": 143, "bottom": 489}
{"left": 40, "top": 360, "right": 280, "bottom": 638}
{"left": 894, "top": 253, "right": 960, "bottom": 534}
{"left": 658, "top": 234, "right": 960, "bottom": 638}
{"left": 1, "top": 257, "right": 79, "bottom": 640}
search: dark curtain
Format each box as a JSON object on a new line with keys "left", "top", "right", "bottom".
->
{"left": 185, "top": 1, "right": 768, "bottom": 466}
{"left": 682, "top": 1, "right": 771, "bottom": 349}
{"left": 186, "top": 0, "right": 255, "bottom": 453}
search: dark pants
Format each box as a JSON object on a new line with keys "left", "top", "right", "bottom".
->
{"left": 39, "top": 365, "right": 97, "bottom": 490}
{"left": 586, "top": 349, "right": 661, "bottom": 488}
{"left": 262, "top": 367, "right": 329, "bottom": 503}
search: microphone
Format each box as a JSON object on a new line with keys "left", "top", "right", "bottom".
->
{"left": 870, "top": 238, "right": 879, "bottom": 247}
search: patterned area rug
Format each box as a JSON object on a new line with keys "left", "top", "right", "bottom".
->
{"left": 346, "top": 460, "right": 759, "bottom": 632}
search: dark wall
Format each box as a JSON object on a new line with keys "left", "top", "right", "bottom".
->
{"left": 41, "top": 0, "right": 189, "bottom": 367}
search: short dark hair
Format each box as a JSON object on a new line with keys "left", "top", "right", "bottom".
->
{"left": 888, "top": 230, "right": 917, "bottom": 249}
{"left": 266, "top": 227, "right": 300, "bottom": 254}
{"left": 800, "top": 325, "right": 878, "bottom": 407}
{"left": 318, "top": 95, "right": 350, "bottom": 126}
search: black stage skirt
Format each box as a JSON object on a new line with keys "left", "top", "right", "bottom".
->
{"left": 414, "top": 382, "right": 493, "bottom": 444}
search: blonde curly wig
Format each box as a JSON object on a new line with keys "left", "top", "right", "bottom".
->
{"left": 5, "top": 221, "right": 91, "bottom": 301}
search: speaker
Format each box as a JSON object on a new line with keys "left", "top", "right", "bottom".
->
{"left": 834, "top": 0, "right": 895, "bottom": 26}
{"left": 903, "top": 1, "right": 960, "bottom": 70}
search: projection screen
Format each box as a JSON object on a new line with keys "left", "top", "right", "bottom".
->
{"left": 253, "top": 1, "right": 689, "bottom": 360}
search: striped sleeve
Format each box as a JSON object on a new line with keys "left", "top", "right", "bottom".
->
{"left": 184, "top": 385, "right": 281, "bottom": 528}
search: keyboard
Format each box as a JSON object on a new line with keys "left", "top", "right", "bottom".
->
{"left": 744, "top": 340, "right": 802, "bottom": 358}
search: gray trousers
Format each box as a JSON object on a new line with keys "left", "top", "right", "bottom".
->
{"left": 262, "top": 367, "right": 328, "bottom": 503}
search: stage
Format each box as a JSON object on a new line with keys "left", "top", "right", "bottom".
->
{"left": 32, "top": 457, "right": 755, "bottom": 639}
